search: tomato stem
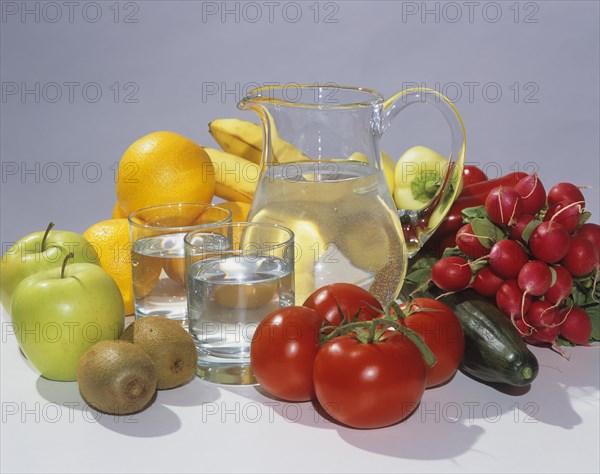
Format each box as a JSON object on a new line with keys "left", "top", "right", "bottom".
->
{"left": 376, "top": 318, "right": 437, "bottom": 368}
{"left": 386, "top": 300, "right": 406, "bottom": 320}
{"left": 367, "top": 321, "right": 377, "bottom": 344}
{"left": 320, "top": 321, "right": 365, "bottom": 344}
{"left": 320, "top": 317, "right": 437, "bottom": 368}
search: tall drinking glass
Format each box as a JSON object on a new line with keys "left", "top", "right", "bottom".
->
{"left": 128, "top": 202, "right": 232, "bottom": 325}
{"left": 185, "top": 222, "right": 295, "bottom": 385}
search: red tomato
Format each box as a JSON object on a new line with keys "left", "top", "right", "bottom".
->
{"left": 250, "top": 306, "right": 325, "bottom": 402}
{"left": 462, "top": 165, "right": 488, "bottom": 186}
{"left": 303, "top": 283, "right": 382, "bottom": 326}
{"left": 313, "top": 331, "right": 427, "bottom": 429}
{"left": 402, "top": 298, "right": 464, "bottom": 388}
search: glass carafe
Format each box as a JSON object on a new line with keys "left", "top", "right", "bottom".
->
{"left": 238, "top": 85, "right": 466, "bottom": 304}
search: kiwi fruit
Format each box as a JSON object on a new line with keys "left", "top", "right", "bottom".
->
{"left": 121, "top": 317, "right": 197, "bottom": 389}
{"left": 77, "top": 340, "right": 157, "bottom": 415}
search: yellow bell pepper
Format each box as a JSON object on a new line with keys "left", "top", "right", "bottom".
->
{"left": 393, "top": 146, "right": 449, "bottom": 210}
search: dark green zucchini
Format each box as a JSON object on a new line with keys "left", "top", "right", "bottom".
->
{"left": 402, "top": 285, "right": 539, "bottom": 387}
{"left": 437, "top": 289, "right": 538, "bottom": 386}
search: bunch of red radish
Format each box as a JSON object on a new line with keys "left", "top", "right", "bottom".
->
{"left": 430, "top": 172, "right": 599, "bottom": 349}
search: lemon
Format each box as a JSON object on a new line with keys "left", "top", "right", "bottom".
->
{"left": 116, "top": 131, "right": 216, "bottom": 216}
{"left": 250, "top": 207, "right": 330, "bottom": 304}
{"left": 83, "top": 219, "right": 162, "bottom": 315}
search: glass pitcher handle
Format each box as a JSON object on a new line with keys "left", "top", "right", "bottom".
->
{"left": 382, "top": 88, "right": 467, "bottom": 256}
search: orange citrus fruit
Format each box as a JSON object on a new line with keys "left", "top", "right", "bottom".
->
{"left": 115, "top": 131, "right": 216, "bottom": 216}
{"left": 213, "top": 281, "right": 278, "bottom": 309}
{"left": 112, "top": 202, "right": 127, "bottom": 219}
{"left": 163, "top": 257, "right": 187, "bottom": 287}
{"left": 217, "top": 201, "right": 251, "bottom": 223}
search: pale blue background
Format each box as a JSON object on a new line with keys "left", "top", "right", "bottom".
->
{"left": 1, "top": 0, "right": 599, "bottom": 247}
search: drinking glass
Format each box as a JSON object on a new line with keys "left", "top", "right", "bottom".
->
{"left": 128, "top": 202, "right": 232, "bottom": 325}
{"left": 185, "top": 222, "right": 295, "bottom": 385}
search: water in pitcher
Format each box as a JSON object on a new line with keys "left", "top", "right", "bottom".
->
{"left": 249, "top": 160, "right": 407, "bottom": 304}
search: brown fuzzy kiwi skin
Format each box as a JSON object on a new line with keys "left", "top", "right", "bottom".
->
{"left": 120, "top": 317, "right": 197, "bottom": 390}
{"left": 77, "top": 340, "right": 157, "bottom": 415}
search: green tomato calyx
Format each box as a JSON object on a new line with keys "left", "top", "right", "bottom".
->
{"left": 319, "top": 301, "right": 437, "bottom": 368}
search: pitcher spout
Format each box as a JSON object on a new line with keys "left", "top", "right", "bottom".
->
{"left": 238, "top": 84, "right": 386, "bottom": 166}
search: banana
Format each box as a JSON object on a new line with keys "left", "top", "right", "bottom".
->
{"left": 209, "top": 118, "right": 306, "bottom": 165}
{"left": 204, "top": 147, "right": 260, "bottom": 203}
{"left": 209, "top": 119, "right": 263, "bottom": 164}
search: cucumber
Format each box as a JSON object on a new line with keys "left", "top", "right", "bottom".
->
{"left": 436, "top": 289, "right": 539, "bottom": 386}
{"left": 402, "top": 284, "right": 539, "bottom": 387}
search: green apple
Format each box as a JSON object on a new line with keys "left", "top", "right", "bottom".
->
{"left": 0, "top": 222, "right": 100, "bottom": 315}
{"left": 10, "top": 253, "right": 124, "bottom": 381}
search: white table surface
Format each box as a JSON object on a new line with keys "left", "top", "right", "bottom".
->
{"left": 1, "top": 308, "right": 598, "bottom": 474}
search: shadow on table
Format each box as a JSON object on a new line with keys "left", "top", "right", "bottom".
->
{"left": 536, "top": 345, "right": 600, "bottom": 390}
{"left": 454, "top": 345, "right": 600, "bottom": 429}
{"left": 221, "top": 348, "right": 598, "bottom": 459}
{"left": 157, "top": 377, "right": 221, "bottom": 408}
{"left": 219, "top": 384, "right": 484, "bottom": 460}
{"left": 35, "top": 374, "right": 221, "bottom": 437}
{"left": 337, "top": 413, "right": 485, "bottom": 460}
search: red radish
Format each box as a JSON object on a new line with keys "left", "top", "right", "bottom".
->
{"left": 559, "top": 306, "right": 592, "bottom": 345}
{"left": 547, "top": 182, "right": 585, "bottom": 208}
{"left": 518, "top": 260, "right": 553, "bottom": 296}
{"left": 560, "top": 236, "right": 599, "bottom": 276}
{"left": 544, "top": 265, "right": 573, "bottom": 305}
{"left": 485, "top": 186, "right": 523, "bottom": 226}
{"left": 526, "top": 325, "right": 560, "bottom": 345}
{"left": 575, "top": 223, "right": 600, "bottom": 252}
{"left": 488, "top": 239, "right": 529, "bottom": 279}
{"left": 552, "top": 306, "right": 568, "bottom": 326}
{"left": 496, "top": 280, "right": 531, "bottom": 320}
{"left": 456, "top": 223, "right": 490, "bottom": 259}
{"left": 471, "top": 267, "right": 504, "bottom": 297}
{"left": 525, "top": 300, "right": 557, "bottom": 328}
{"left": 512, "top": 317, "right": 533, "bottom": 336}
{"left": 514, "top": 173, "right": 547, "bottom": 215}
{"left": 435, "top": 194, "right": 488, "bottom": 236}
{"left": 509, "top": 214, "right": 540, "bottom": 243}
{"left": 529, "top": 220, "right": 571, "bottom": 263}
{"left": 544, "top": 200, "right": 584, "bottom": 234}
{"left": 431, "top": 256, "right": 472, "bottom": 292}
